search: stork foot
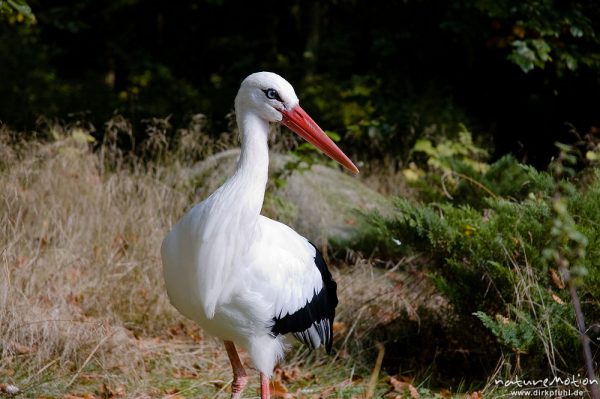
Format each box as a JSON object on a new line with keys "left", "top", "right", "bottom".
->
{"left": 231, "top": 374, "right": 248, "bottom": 399}
{"left": 224, "top": 341, "right": 248, "bottom": 399}
{"left": 260, "top": 372, "right": 270, "bottom": 399}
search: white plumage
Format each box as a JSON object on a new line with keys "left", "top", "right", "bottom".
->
{"left": 161, "top": 72, "right": 358, "bottom": 399}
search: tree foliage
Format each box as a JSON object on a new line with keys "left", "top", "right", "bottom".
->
{"left": 1, "top": 0, "right": 599, "bottom": 166}
{"left": 0, "top": 0, "right": 33, "bottom": 21}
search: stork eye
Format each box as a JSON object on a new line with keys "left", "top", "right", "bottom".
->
{"left": 263, "top": 88, "right": 282, "bottom": 101}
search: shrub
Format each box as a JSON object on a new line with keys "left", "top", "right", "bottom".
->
{"left": 352, "top": 133, "right": 600, "bottom": 382}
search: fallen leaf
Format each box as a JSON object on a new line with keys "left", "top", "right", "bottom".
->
{"left": 167, "top": 324, "right": 183, "bottom": 337}
{"left": 269, "top": 379, "right": 290, "bottom": 398}
{"left": 99, "top": 383, "right": 125, "bottom": 398}
{"left": 332, "top": 321, "right": 347, "bottom": 336}
{"left": 38, "top": 236, "right": 49, "bottom": 248}
{"left": 209, "top": 380, "right": 226, "bottom": 389}
{"left": 388, "top": 376, "right": 419, "bottom": 398}
{"left": 375, "top": 306, "right": 396, "bottom": 324}
{"left": 276, "top": 366, "right": 316, "bottom": 385}
{"left": 549, "top": 268, "right": 565, "bottom": 289}
{"left": 408, "top": 385, "right": 420, "bottom": 398}
{"left": 551, "top": 293, "right": 565, "bottom": 305}
{"left": 172, "top": 368, "right": 198, "bottom": 378}
{"left": 13, "top": 343, "right": 32, "bottom": 354}
{"left": 466, "top": 391, "right": 484, "bottom": 399}
{"left": 62, "top": 394, "right": 97, "bottom": 399}
{"left": 512, "top": 24, "right": 526, "bottom": 39}
{"left": 66, "top": 292, "right": 84, "bottom": 306}
{"left": 77, "top": 373, "right": 104, "bottom": 383}
{"left": 319, "top": 385, "right": 337, "bottom": 397}
{"left": 389, "top": 376, "right": 413, "bottom": 387}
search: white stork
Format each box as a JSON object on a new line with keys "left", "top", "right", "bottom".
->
{"left": 161, "top": 72, "right": 359, "bottom": 399}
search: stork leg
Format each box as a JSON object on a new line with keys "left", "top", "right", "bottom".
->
{"left": 260, "top": 372, "right": 270, "bottom": 399}
{"left": 224, "top": 341, "right": 248, "bottom": 399}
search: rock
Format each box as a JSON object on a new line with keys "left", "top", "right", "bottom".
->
{"left": 186, "top": 149, "right": 393, "bottom": 245}
{"left": 275, "top": 163, "right": 392, "bottom": 245}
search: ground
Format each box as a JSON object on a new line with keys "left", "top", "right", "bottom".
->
{"left": 0, "top": 128, "right": 490, "bottom": 398}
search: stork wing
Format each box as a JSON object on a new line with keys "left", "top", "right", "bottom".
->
{"left": 248, "top": 216, "right": 338, "bottom": 353}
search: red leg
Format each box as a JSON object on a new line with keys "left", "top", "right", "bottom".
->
{"left": 224, "top": 341, "right": 248, "bottom": 399}
{"left": 260, "top": 372, "right": 270, "bottom": 399}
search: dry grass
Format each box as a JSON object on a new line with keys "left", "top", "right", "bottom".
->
{"left": 0, "top": 122, "right": 460, "bottom": 398}
{"left": 0, "top": 125, "right": 192, "bottom": 395}
{"left": 0, "top": 125, "right": 360, "bottom": 398}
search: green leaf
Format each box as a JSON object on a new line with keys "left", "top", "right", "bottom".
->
{"left": 531, "top": 39, "right": 552, "bottom": 63}
{"left": 413, "top": 139, "right": 434, "bottom": 155}
{"left": 509, "top": 40, "right": 536, "bottom": 73}
{"left": 570, "top": 26, "right": 583, "bottom": 38}
{"left": 6, "top": 0, "right": 32, "bottom": 17}
{"left": 325, "top": 130, "right": 341, "bottom": 142}
{"left": 71, "top": 128, "right": 96, "bottom": 144}
{"left": 561, "top": 53, "right": 578, "bottom": 71}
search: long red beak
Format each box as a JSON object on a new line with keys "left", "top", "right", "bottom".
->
{"left": 281, "top": 105, "right": 359, "bottom": 174}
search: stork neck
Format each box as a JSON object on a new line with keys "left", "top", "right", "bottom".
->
{"left": 236, "top": 111, "right": 270, "bottom": 178}
{"left": 222, "top": 110, "right": 269, "bottom": 219}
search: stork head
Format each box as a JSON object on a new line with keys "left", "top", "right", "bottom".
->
{"left": 236, "top": 72, "right": 359, "bottom": 174}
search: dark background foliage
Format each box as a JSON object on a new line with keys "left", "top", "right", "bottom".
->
{"left": 1, "top": 0, "right": 599, "bottom": 166}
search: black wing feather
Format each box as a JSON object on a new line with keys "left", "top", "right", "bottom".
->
{"left": 271, "top": 242, "right": 338, "bottom": 353}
